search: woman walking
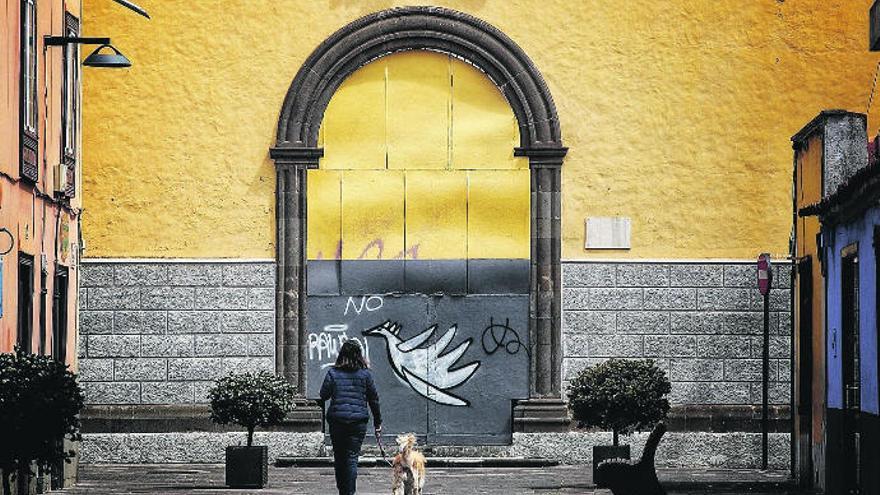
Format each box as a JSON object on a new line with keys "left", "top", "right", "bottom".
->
{"left": 320, "top": 340, "right": 382, "bottom": 495}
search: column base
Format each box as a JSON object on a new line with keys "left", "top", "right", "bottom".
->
{"left": 281, "top": 398, "right": 323, "bottom": 432}
{"left": 512, "top": 398, "right": 570, "bottom": 433}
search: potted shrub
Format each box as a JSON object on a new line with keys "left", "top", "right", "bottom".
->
{"left": 208, "top": 371, "right": 295, "bottom": 489}
{"left": 567, "top": 358, "right": 671, "bottom": 488}
{"left": 0, "top": 347, "right": 84, "bottom": 495}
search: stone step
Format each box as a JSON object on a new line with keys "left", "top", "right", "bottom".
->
{"left": 275, "top": 456, "right": 559, "bottom": 468}
{"left": 311, "top": 443, "right": 516, "bottom": 457}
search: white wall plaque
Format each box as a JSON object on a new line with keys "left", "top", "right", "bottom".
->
{"left": 585, "top": 217, "right": 631, "bottom": 250}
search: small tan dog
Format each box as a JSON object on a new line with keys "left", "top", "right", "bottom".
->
{"left": 391, "top": 433, "right": 426, "bottom": 495}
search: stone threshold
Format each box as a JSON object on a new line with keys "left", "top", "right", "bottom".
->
{"left": 275, "top": 456, "right": 560, "bottom": 468}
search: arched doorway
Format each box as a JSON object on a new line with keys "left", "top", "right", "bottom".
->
{"left": 271, "top": 6, "right": 568, "bottom": 441}
{"left": 304, "top": 51, "right": 530, "bottom": 443}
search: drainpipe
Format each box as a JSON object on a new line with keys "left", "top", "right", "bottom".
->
{"left": 75, "top": 214, "right": 83, "bottom": 369}
{"left": 789, "top": 146, "right": 798, "bottom": 481}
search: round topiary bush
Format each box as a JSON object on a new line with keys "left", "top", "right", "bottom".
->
{"left": 567, "top": 358, "right": 671, "bottom": 446}
{"left": 208, "top": 371, "right": 296, "bottom": 447}
{"left": 0, "top": 348, "right": 84, "bottom": 495}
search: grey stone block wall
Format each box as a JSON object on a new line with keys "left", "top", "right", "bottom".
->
{"left": 79, "top": 259, "right": 791, "bottom": 408}
{"left": 81, "top": 432, "right": 325, "bottom": 464}
{"left": 78, "top": 261, "right": 275, "bottom": 405}
{"left": 509, "top": 431, "right": 790, "bottom": 469}
{"left": 562, "top": 261, "right": 792, "bottom": 406}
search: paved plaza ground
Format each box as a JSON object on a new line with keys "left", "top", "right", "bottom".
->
{"left": 53, "top": 464, "right": 802, "bottom": 494}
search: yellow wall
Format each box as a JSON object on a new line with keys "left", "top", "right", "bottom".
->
{"left": 794, "top": 134, "right": 826, "bottom": 448}
{"left": 82, "top": 0, "right": 880, "bottom": 260}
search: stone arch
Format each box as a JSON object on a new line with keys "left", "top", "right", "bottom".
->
{"left": 274, "top": 6, "right": 562, "bottom": 149}
{"left": 271, "top": 6, "right": 568, "bottom": 432}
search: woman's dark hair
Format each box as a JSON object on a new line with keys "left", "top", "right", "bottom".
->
{"left": 334, "top": 340, "right": 368, "bottom": 371}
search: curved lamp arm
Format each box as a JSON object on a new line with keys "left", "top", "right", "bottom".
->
{"left": 0, "top": 228, "right": 14, "bottom": 256}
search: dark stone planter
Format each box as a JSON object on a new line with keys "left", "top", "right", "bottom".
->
{"left": 226, "top": 446, "right": 268, "bottom": 489}
{"left": 593, "top": 445, "right": 630, "bottom": 488}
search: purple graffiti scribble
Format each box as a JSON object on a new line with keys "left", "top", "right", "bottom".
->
{"left": 315, "top": 239, "right": 420, "bottom": 260}
{"left": 358, "top": 239, "right": 385, "bottom": 259}
{"left": 393, "top": 243, "right": 421, "bottom": 260}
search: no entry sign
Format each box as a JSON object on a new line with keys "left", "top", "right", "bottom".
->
{"left": 757, "top": 253, "right": 772, "bottom": 295}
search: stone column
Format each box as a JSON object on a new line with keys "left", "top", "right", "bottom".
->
{"left": 512, "top": 146, "right": 570, "bottom": 432}
{"left": 270, "top": 145, "right": 323, "bottom": 430}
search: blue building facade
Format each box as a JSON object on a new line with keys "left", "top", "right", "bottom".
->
{"left": 823, "top": 208, "right": 879, "bottom": 414}
{"left": 800, "top": 128, "right": 880, "bottom": 494}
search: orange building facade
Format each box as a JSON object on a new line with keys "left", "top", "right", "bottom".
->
{"left": 0, "top": 0, "right": 82, "bottom": 367}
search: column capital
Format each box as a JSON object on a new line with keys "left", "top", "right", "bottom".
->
{"left": 515, "top": 146, "right": 568, "bottom": 168}
{"left": 270, "top": 146, "right": 324, "bottom": 169}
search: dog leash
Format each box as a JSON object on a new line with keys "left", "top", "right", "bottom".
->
{"left": 374, "top": 430, "right": 394, "bottom": 467}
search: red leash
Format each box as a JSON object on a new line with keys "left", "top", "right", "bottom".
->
{"left": 374, "top": 430, "right": 394, "bottom": 467}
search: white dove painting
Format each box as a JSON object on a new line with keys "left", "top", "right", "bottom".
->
{"left": 363, "top": 320, "right": 480, "bottom": 407}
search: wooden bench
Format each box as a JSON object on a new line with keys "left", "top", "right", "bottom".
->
{"left": 595, "top": 422, "right": 667, "bottom": 495}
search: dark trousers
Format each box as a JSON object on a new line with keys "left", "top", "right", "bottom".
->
{"left": 328, "top": 419, "right": 368, "bottom": 495}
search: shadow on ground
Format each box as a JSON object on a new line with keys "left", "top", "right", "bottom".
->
{"left": 50, "top": 464, "right": 802, "bottom": 494}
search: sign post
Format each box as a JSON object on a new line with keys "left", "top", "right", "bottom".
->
{"left": 757, "top": 253, "right": 772, "bottom": 470}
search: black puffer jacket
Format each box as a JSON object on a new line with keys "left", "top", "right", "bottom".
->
{"left": 320, "top": 367, "right": 382, "bottom": 427}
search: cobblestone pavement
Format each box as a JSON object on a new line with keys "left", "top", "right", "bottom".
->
{"left": 52, "top": 464, "right": 803, "bottom": 494}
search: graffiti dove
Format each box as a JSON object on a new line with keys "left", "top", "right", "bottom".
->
{"left": 363, "top": 320, "right": 480, "bottom": 407}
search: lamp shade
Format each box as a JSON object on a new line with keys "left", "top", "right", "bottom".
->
{"left": 83, "top": 44, "right": 131, "bottom": 68}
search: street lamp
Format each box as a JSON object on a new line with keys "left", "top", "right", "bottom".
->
{"left": 83, "top": 44, "right": 131, "bottom": 68}
{"left": 44, "top": 37, "right": 131, "bottom": 68}
{"left": 43, "top": 0, "right": 150, "bottom": 68}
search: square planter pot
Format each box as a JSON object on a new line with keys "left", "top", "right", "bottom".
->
{"left": 592, "top": 444, "right": 630, "bottom": 488}
{"left": 226, "top": 445, "right": 268, "bottom": 489}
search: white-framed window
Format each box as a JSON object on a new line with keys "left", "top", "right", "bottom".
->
{"left": 62, "top": 15, "right": 79, "bottom": 159}
{"left": 20, "top": 0, "right": 39, "bottom": 182}
{"left": 22, "top": 0, "right": 37, "bottom": 134}
{"left": 61, "top": 13, "right": 80, "bottom": 197}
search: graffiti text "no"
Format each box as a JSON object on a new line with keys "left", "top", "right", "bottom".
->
{"left": 344, "top": 295, "right": 384, "bottom": 316}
